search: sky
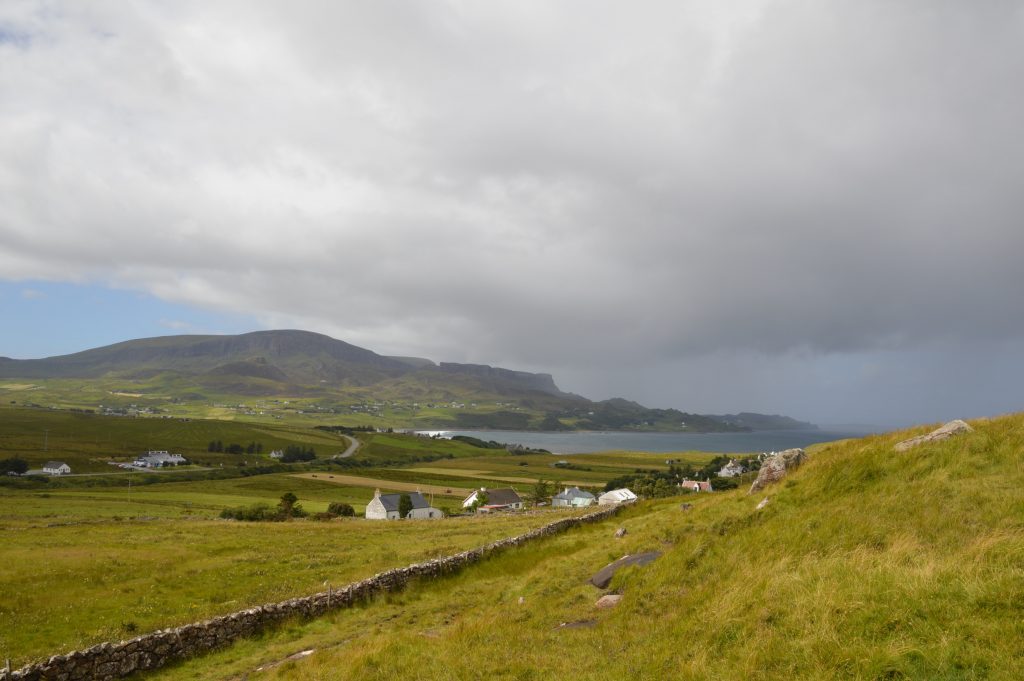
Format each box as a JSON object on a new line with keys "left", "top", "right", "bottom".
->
{"left": 2, "top": 1, "right": 1024, "bottom": 427}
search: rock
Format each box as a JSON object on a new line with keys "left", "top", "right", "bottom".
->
{"left": 518, "top": 596, "right": 525, "bottom": 605}
{"left": 595, "top": 594, "right": 622, "bottom": 609}
{"left": 756, "top": 497, "right": 770, "bottom": 510}
{"left": 748, "top": 448, "right": 805, "bottom": 494}
{"left": 590, "top": 551, "right": 661, "bottom": 589}
{"left": 894, "top": 419, "right": 973, "bottom": 452}
{"left": 614, "top": 527, "right": 627, "bottom": 538}
{"left": 679, "top": 503, "right": 693, "bottom": 511}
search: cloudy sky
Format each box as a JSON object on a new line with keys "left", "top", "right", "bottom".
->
{"left": 2, "top": 1, "right": 1023, "bottom": 427}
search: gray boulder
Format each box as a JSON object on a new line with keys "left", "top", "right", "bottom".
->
{"left": 894, "top": 419, "right": 973, "bottom": 452}
{"left": 590, "top": 552, "right": 661, "bottom": 589}
{"left": 748, "top": 448, "right": 805, "bottom": 494}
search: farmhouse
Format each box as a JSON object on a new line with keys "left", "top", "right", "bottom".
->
{"left": 42, "top": 461, "right": 71, "bottom": 475}
{"left": 365, "top": 489, "right": 443, "bottom": 520}
{"left": 462, "top": 487, "right": 524, "bottom": 512}
{"left": 552, "top": 486, "right": 596, "bottom": 508}
{"left": 598, "top": 488, "right": 638, "bottom": 505}
{"left": 717, "top": 459, "right": 746, "bottom": 478}
{"left": 679, "top": 479, "right": 714, "bottom": 493}
{"left": 133, "top": 451, "right": 188, "bottom": 468}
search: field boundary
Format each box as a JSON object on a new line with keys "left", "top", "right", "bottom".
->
{"left": 4, "top": 506, "right": 622, "bottom": 681}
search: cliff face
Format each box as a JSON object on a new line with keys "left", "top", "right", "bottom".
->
{"left": 437, "top": 363, "right": 564, "bottom": 396}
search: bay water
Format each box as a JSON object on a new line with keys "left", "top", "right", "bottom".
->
{"left": 416, "top": 429, "right": 874, "bottom": 454}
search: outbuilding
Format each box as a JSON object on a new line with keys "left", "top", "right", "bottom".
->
{"left": 365, "top": 489, "right": 443, "bottom": 520}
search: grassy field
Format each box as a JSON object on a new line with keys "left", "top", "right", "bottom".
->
{"left": 0, "top": 500, "right": 593, "bottom": 667}
{"left": 0, "top": 405, "right": 351, "bottom": 472}
{"left": 119, "top": 413, "right": 1024, "bottom": 681}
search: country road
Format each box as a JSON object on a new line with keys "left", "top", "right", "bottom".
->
{"left": 333, "top": 434, "right": 361, "bottom": 459}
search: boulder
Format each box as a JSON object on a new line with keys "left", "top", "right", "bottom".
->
{"left": 894, "top": 419, "right": 973, "bottom": 452}
{"left": 595, "top": 594, "right": 622, "bottom": 609}
{"left": 748, "top": 448, "right": 805, "bottom": 494}
{"left": 590, "top": 551, "right": 661, "bottom": 589}
{"left": 755, "top": 497, "right": 770, "bottom": 510}
{"left": 614, "top": 527, "right": 627, "bottom": 538}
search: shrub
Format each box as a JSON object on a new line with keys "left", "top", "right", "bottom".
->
{"left": 327, "top": 502, "right": 355, "bottom": 517}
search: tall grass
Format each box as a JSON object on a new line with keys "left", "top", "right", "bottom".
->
{"left": 140, "top": 414, "right": 1024, "bottom": 680}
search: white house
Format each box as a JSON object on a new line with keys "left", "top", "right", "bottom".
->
{"left": 462, "top": 487, "right": 524, "bottom": 512}
{"left": 598, "top": 488, "right": 638, "bottom": 506}
{"left": 552, "top": 486, "right": 596, "bottom": 508}
{"left": 269, "top": 450, "right": 284, "bottom": 459}
{"left": 133, "top": 451, "right": 187, "bottom": 468}
{"left": 717, "top": 460, "right": 746, "bottom": 478}
{"left": 365, "top": 489, "right": 443, "bottom": 520}
{"left": 679, "top": 479, "right": 713, "bottom": 493}
{"left": 42, "top": 461, "right": 71, "bottom": 475}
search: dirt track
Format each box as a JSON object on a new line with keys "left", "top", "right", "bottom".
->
{"left": 290, "top": 473, "right": 473, "bottom": 498}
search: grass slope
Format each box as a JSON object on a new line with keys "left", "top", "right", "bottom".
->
{"left": 142, "top": 413, "right": 1024, "bottom": 680}
{"left": 0, "top": 508, "right": 588, "bottom": 666}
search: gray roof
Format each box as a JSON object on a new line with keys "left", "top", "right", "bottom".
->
{"left": 553, "top": 486, "right": 595, "bottom": 501}
{"left": 377, "top": 492, "right": 431, "bottom": 512}
{"left": 43, "top": 461, "right": 68, "bottom": 469}
{"left": 481, "top": 488, "right": 522, "bottom": 505}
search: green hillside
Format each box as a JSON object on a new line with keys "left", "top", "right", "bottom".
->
{"left": 141, "top": 413, "right": 1023, "bottom": 680}
{"left": 0, "top": 330, "right": 801, "bottom": 432}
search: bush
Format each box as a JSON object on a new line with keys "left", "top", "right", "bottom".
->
{"left": 327, "top": 502, "right": 355, "bottom": 517}
{"left": 219, "top": 503, "right": 279, "bottom": 521}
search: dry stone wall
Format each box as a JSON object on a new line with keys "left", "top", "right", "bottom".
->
{"left": 4, "top": 506, "right": 620, "bottom": 681}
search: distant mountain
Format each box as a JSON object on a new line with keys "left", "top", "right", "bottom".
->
{"left": 706, "top": 412, "right": 818, "bottom": 431}
{"left": 0, "top": 330, "right": 815, "bottom": 432}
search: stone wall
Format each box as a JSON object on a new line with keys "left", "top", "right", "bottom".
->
{"left": 4, "top": 506, "right": 620, "bottom": 681}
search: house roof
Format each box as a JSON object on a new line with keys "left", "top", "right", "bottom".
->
{"left": 376, "top": 492, "right": 431, "bottom": 512}
{"left": 553, "top": 486, "right": 595, "bottom": 501}
{"left": 599, "top": 488, "right": 637, "bottom": 502}
{"left": 481, "top": 488, "right": 522, "bottom": 505}
{"left": 680, "top": 480, "right": 713, "bottom": 491}
{"left": 43, "top": 461, "right": 67, "bottom": 469}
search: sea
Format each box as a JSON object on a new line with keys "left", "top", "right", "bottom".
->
{"left": 415, "top": 429, "right": 875, "bottom": 455}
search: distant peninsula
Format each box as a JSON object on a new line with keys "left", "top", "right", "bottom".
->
{"left": 0, "top": 330, "right": 815, "bottom": 433}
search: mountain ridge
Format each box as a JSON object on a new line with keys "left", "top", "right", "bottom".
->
{"left": 0, "top": 330, "right": 814, "bottom": 432}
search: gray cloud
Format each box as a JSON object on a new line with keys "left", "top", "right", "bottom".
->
{"left": 2, "top": 1, "right": 1023, "bottom": 422}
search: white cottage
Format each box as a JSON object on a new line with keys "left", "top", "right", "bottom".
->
{"left": 462, "top": 487, "right": 524, "bottom": 511}
{"left": 133, "top": 451, "right": 188, "bottom": 468}
{"left": 42, "top": 461, "right": 71, "bottom": 475}
{"left": 717, "top": 459, "right": 746, "bottom": 478}
{"left": 365, "top": 489, "right": 442, "bottom": 520}
{"left": 552, "top": 486, "right": 596, "bottom": 508}
{"left": 598, "top": 488, "right": 638, "bottom": 506}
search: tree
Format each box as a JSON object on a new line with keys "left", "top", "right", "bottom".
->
{"left": 327, "top": 501, "right": 355, "bottom": 517}
{"left": 530, "top": 479, "right": 552, "bottom": 505}
{"left": 277, "top": 491, "right": 305, "bottom": 518}
{"left": 0, "top": 457, "right": 28, "bottom": 475}
{"left": 398, "top": 493, "right": 413, "bottom": 519}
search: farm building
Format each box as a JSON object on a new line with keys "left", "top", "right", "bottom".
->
{"left": 598, "top": 488, "right": 638, "bottom": 505}
{"left": 42, "top": 461, "right": 71, "bottom": 475}
{"left": 679, "top": 479, "right": 714, "bottom": 493}
{"left": 462, "top": 487, "right": 524, "bottom": 512}
{"left": 552, "top": 486, "right": 596, "bottom": 508}
{"left": 365, "top": 489, "right": 442, "bottom": 520}
{"left": 133, "top": 451, "right": 188, "bottom": 468}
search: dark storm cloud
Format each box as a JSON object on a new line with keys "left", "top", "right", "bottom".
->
{"left": 1, "top": 1, "right": 1023, "bottom": 421}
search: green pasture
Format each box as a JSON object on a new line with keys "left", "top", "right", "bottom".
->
{"left": 0, "top": 405, "right": 351, "bottom": 472}
{"left": 135, "top": 414, "right": 1024, "bottom": 681}
{"left": 0, "top": 501, "right": 589, "bottom": 667}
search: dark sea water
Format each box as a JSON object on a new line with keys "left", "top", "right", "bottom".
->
{"left": 416, "top": 429, "right": 874, "bottom": 454}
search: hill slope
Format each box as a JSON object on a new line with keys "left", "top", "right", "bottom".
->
{"left": 0, "top": 330, "right": 807, "bottom": 432}
{"left": 149, "top": 413, "right": 1024, "bottom": 680}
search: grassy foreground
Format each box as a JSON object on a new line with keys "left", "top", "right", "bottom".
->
{"left": 0, "top": 509, "right": 589, "bottom": 666}
{"left": 140, "top": 413, "right": 1024, "bottom": 680}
